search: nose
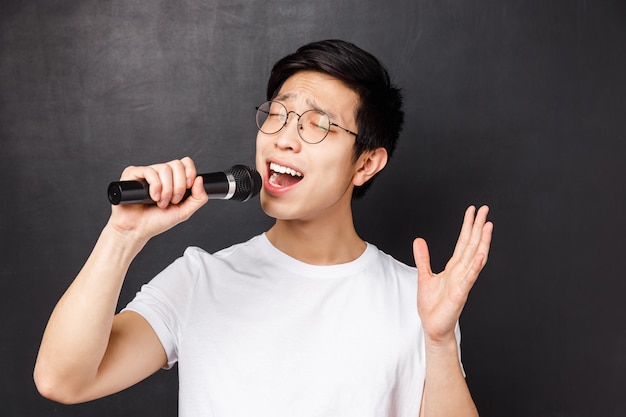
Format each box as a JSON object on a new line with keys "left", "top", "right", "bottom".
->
{"left": 273, "top": 112, "right": 302, "bottom": 151}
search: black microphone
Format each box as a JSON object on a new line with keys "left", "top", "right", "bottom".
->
{"left": 107, "top": 165, "right": 262, "bottom": 205}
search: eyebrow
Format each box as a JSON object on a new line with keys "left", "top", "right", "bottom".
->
{"left": 273, "top": 93, "right": 341, "bottom": 123}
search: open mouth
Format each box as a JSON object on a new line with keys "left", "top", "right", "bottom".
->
{"left": 268, "top": 162, "right": 303, "bottom": 188}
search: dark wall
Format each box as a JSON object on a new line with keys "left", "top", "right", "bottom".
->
{"left": 1, "top": 1, "right": 624, "bottom": 416}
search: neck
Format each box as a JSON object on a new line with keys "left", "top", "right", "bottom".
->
{"left": 266, "top": 213, "right": 366, "bottom": 266}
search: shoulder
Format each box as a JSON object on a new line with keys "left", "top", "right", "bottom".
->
{"left": 173, "top": 233, "right": 268, "bottom": 271}
{"left": 365, "top": 243, "right": 416, "bottom": 278}
{"left": 211, "top": 233, "right": 268, "bottom": 260}
{"left": 354, "top": 243, "right": 418, "bottom": 299}
{"left": 131, "top": 234, "right": 264, "bottom": 297}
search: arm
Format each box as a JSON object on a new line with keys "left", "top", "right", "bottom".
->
{"left": 34, "top": 157, "right": 208, "bottom": 404}
{"left": 415, "top": 205, "right": 493, "bottom": 417}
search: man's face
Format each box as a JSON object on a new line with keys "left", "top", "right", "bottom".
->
{"left": 256, "top": 70, "right": 362, "bottom": 222}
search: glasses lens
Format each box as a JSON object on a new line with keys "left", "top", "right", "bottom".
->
{"left": 256, "top": 101, "right": 287, "bottom": 134}
{"left": 299, "top": 110, "right": 330, "bottom": 144}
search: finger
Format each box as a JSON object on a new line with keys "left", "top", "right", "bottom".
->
{"left": 450, "top": 206, "right": 477, "bottom": 262}
{"left": 457, "top": 252, "right": 486, "bottom": 297}
{"left": 458, "top": 220, "right": 493, "bottom": 294}
{"left": 167, "top": 159, "right": 190, "bottom": 205}
{"left": 458, "top": 205, "right": 491, "bottom": 270}
{"left": 120, "top": 165, "right": 164, "bottom": 203}
{"left": 149, "top": 163, "right": 175, "bottom": 208}
{"left": 475, "top": 220, "right": 494, "bottom": 267}
{"left": 413, "top": 238, "right": 434, "bottom": 280}
{"left": 180, "top": 156, "right": 198, "bottom": 189}
{"left": 464, "top": 225, "right": 493, "bottom": 283}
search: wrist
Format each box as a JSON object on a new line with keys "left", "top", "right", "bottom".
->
{"left": 424, "top": 332, "right": 459, "bottom": 355}
{"left": 101, "top": 221, "right": 149, "bottom": 259}
{"left": 423, "top": 335, "right": 465, "bottom": 381}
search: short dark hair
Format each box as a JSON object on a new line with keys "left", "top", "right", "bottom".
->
{"left": 266, "top": 39, "right": 404, "bottom": 198}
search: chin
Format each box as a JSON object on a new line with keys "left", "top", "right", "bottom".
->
{"left": 259, "top": 192, "right": 303, "bottom": 221}
{"left": 259, "top": 192, "right": 282, "bottom": 219}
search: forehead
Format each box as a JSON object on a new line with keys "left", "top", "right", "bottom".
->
{"left": 276, "top": 71, "right": 359, "bottom": 122}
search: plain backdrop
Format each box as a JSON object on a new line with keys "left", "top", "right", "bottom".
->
{"left": 1, "top": 1, "right": 625, "bottom": 416}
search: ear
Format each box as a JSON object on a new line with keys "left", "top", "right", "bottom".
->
{"left": 352, "top": 147, "right": 388, "bottom": 187}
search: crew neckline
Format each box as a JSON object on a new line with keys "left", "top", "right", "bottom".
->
{"left": 257, "top": 233, "right": 376, "bottom": 278}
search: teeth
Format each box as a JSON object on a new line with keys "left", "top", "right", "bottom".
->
{"left": 270, "top": 162, "right": 302, "bottom": 177}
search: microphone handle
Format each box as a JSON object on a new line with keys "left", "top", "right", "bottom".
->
{"left": 108, "top": 172, "right": 233, "bottom": 205}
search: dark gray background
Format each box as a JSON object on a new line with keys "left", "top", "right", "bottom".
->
{"left": 1, "top": 1, "right": 624, "bottom": 416}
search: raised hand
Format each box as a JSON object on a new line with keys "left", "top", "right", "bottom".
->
{"left": 413, "top": 205, "right": 493, "bottom": 344}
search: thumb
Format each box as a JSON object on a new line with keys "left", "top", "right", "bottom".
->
{"left": 413, "top": 238, "right": 433, "bottom": 279}
{"left": 188, "top": 175, "right": 209, "bottom": 203}
{"left": 176, "top": 176, "right": 209, "bottom": 220}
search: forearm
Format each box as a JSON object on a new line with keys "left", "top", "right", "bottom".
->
{"left": 34, "top": 223, "right": 147, "bottom": 399}
{"left": 420, "top": 337, "right": 479, "bottom": 417}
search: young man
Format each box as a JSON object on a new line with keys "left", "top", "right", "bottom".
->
{"left": 35, "top": 40, "right": 493, "bottom": 416}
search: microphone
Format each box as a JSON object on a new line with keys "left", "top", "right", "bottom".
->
{"left": 107, "top": 165, "right": 262, "bottom": 205}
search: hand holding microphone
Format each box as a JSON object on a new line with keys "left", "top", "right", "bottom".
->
{"left": 108, "top": 164, "right": 262, "bottom": 205}
{"left": 102, "top": 158, "right": 261, "bottom": 243}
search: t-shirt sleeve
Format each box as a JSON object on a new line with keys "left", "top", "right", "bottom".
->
{"left": 122, "top": 247, "right": 203, "bottom": 370}
{"left": 455, "top": 321, "right": 466, "bottom": 377}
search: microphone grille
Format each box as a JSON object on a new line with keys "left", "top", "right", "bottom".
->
{"left": 227, "top": 165, "right": 262, "bottom": 202}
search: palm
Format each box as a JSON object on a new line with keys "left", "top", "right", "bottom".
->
{"left": 413, "top": 206, "right": 493, "bottom": 343}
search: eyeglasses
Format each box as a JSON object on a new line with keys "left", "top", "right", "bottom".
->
{"left": 255, "top": 100, "right": 358, "bottom": 144}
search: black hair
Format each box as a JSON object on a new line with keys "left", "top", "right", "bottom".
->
{"left": 266, "top": 39, "right": 404, "bottom": 198}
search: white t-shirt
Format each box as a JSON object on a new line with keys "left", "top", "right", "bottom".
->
{"left": 125, "top": 233, "right": 462, "bottom": 417}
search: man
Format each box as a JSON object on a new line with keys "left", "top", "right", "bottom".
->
{"left": 35, "top": 39, "right": 493, "bottom": 416}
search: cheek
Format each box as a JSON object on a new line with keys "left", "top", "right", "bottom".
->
{"left": 312, "top": 149, "right": 358, "bottom": 188}
{"left": 255, "top": 134, "right": 266, "bottom": 172}
{"left": 317, "top": 144, "right": 355, "bottom": 169}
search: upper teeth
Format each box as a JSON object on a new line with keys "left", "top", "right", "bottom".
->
{"left": 270, "top": 162, "right": 302, "bottom": 177}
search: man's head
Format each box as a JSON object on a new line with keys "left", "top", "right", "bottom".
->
{"left": 265, "top": 39, "right": 404, "bottom": 198}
